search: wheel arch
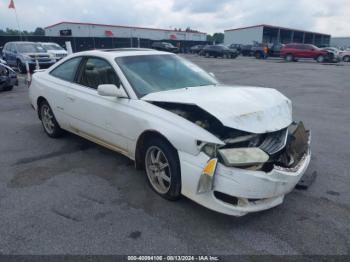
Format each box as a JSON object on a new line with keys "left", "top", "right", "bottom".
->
{"left": 36, "top": 96, "right": 48, "bottom": 120}
{"left": 134, "top": 130, "right": 178, "bottom": 170}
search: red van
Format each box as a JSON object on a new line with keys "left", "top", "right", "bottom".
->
{"left": 280, "top": 43, "right": 328, "bottom": 63}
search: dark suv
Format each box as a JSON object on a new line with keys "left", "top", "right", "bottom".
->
{"left": 280, "top": 43, "right": 329, "bottom": 63}
{"left": 201, "top": 45, "right": 239, "bottom": 59}
{"left": 2, "top": 42, "right": 56, "bottom": 73}
{"left": 251, "top": 43, "right": 285, "bottom": 59}
{"left": 190, "top": 45, "right": 204, "bottom": 54}
{"left": 151, "top": 42, "right": 179, "bottom": 53}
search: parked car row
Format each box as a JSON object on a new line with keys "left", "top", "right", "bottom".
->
{"left": 1, "top": 41, "right": 68, "bottom": 73}
{"left": 188, "top": 42, "right": 350, "bottom": 63}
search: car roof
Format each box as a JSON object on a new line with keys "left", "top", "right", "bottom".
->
{"left": 40, "top": 42, "right": 60, "bottom": 45}
{"left": 69, "top": 48, "right": 174, "bottom": 59}
{"left": 8, "top": 41, "right": 37, "bottom": 44}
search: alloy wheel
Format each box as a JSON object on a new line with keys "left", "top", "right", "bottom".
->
{"left": 41, "top": 104, "right": 55, "bottom": 135}
{"left": 145, "top": 146, "right": 172, "bottom": 194}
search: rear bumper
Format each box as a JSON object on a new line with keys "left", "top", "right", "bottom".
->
{"left": 26, "top": 61, "right": 55, "bottom": 70}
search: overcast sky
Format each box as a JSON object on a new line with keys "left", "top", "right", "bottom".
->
{"left": 0, "top": 0, "right": 349, "bottom": 36}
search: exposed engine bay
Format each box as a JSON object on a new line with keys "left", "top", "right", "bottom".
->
{"left": 152, "top": 102, "right": 310, "bottom": 172}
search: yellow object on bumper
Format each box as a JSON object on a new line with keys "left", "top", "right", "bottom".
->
{"left": 197, "top": 158, "right": 218, "bottom": 194}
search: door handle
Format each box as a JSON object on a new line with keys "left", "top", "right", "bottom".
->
{"left": 66, "top": 96, "right": 75, "bottom": 102}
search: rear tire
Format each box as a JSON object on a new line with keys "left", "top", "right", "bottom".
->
{"left": 285, "top": 54, "right": 294, "bottom": 62}
{"left": 343, "top": 56, "right": 350, "bottom": 62}
{"left": 3, "top": 86, "right": 13, "bottom": 91}
{"left": 39, "top": 100, "right": 64, "bottom": 138}
{"left": 144, "top": 137, "right": 181, "bottom": 201}
{"left": 255, "top": 52, "right": 262, "bottom": 59}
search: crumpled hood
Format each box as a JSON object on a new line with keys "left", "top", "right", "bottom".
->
{"left": 142, "top": 85, "right": 292, "bottom": 134}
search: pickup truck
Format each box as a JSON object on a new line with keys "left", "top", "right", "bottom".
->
{"left": 251, "top": 43, "right": 285, "bottom": 59}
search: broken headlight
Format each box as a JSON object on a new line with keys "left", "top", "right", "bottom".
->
{"left": 0, "top": 66, "right": 8, "bottom": 76}
{"left": 199, "top": 143, "right": 218, "bottom": 158}
{"left": 218, "top": 147, "right": 269, "bottom": 167}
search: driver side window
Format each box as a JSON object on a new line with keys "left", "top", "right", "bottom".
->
{"left": 78, "top": 57, "right": 120, "bottom": 90}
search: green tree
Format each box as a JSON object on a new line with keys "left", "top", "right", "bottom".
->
{"left": 206, "top": 33, "right": 224, "bottom": 44}
{"left": 33, "top": 27, "right": 45, "bottom": 36}
{"left": 0, "top": 27, "right": 45, "bottom": 36}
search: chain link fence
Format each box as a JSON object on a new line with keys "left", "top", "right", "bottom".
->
{"left": 0, "top": 35, "right": 208, "bottom": 54}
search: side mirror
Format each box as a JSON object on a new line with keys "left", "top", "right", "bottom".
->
{"left": 97, "top": 84, "right": 128, "bottom": 98}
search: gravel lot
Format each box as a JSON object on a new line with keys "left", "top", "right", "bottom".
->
{"left": 0, "top": 55, "right": 349, "bottom": 256}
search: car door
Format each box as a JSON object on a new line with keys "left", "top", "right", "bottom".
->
{"left": 46, "top": 56, "right": 83, "bottom": 128}
{"left": 64, "top": 56, "right": 130, "bottom": 155}
{"left": 301, "top": 45, "right": 312, "bottom": 58}
{"left": 4, "top": 43, "right": 13, "bottom": 66}
{"left": 10, "top": 43, "right": 19, "bottom": 66}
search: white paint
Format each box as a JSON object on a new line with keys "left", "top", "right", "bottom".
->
{"left": 28, "top": 49, "right": 310, "bottom": 216}
{"left": 143, "top": 85, "right": 292, "bottom": 133}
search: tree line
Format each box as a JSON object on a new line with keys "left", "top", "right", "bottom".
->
{"left": 0, "top": 27, "right": 45, "bottom": 36}
{"left": 206, "top": 33, "right": 224, "bottom": 44}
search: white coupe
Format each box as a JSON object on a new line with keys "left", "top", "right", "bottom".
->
{"left": 29, "top": 49, "right": 311, "bottom": 216}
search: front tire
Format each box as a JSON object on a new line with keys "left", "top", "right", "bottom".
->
{"left": 255, "top": 52, "right": 262, "bottom": 59}
{"left": 343, "top": 56, "right": 350, "bottom": 62}
{"left": 144, "top": 137, "right": 181, "bottom": 201}
{"left": 316, "top": 55, "right": 325, "bottom": 63}
{"left": 39, "top": 100, "right": 64, "bottom": 138}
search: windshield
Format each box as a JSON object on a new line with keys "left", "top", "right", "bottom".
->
{"left": 43, "top": 44, "right": 64, "bottom": 51}
{"left": 218, "top": 45, "right": 229, "bottom": 50}
{"left": 116, "top": 54, "right": 217, "bottom": 97}
{"left": 17, "top": 43, "right": 46, "bottom": 53}
{"left": 164, "top": 43, "right": 175, "bottom": 48}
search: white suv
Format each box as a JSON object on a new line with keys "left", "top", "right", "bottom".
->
{"left": 40, "top": 42, "right": 68, "bottom": 61}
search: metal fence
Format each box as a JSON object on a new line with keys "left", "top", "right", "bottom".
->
{"left": 0, "top": 35, "right": 208, "bottom": 53}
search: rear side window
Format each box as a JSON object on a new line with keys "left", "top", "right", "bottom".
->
{"left": 77, "top": 57, "right": 120, "bottom": 89}
{"left": 50, "top": 57, "right": 82, "bottom": 82}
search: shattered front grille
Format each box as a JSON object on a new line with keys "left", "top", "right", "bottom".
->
{"left": 259, "top": 128, "right": 288, "bottom": 155}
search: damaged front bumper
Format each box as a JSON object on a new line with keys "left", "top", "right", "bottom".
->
{"left": 180, "top": 122, "right": 311, "bottom": 216}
